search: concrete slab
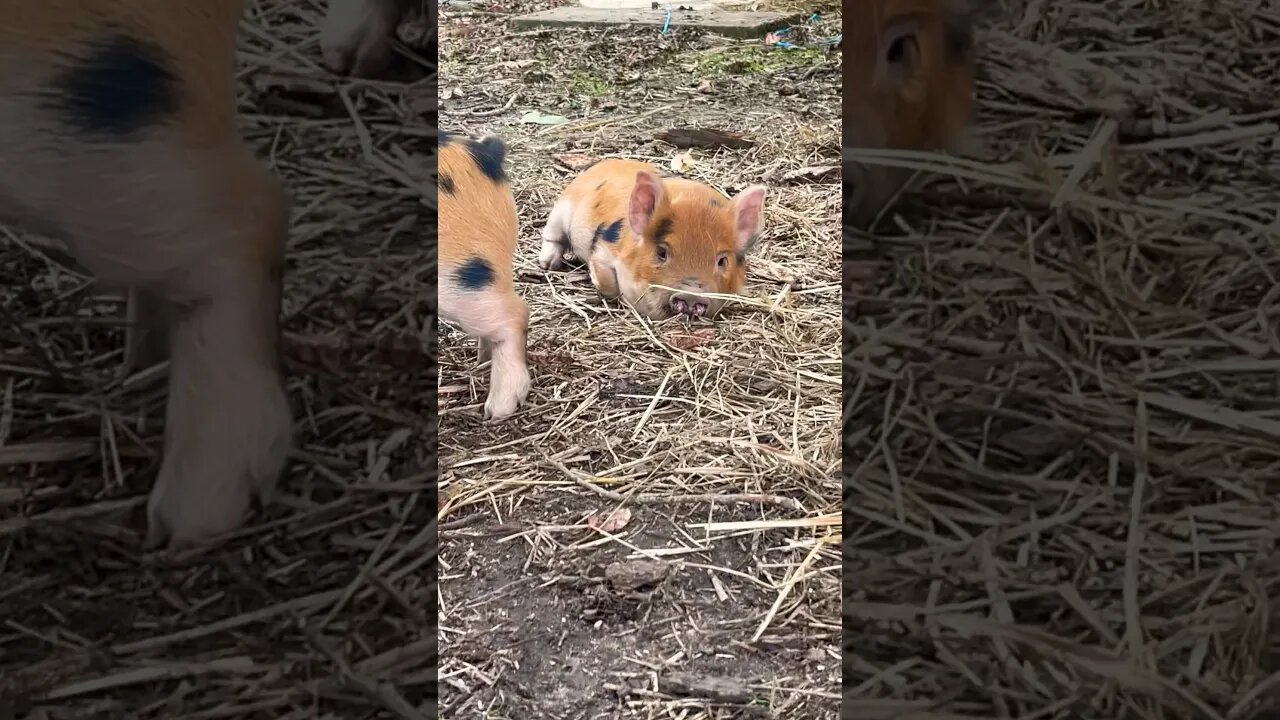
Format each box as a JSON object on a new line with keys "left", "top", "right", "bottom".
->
{"left": 510, "top": 7, "right": 801, "bottom": 40}
{"left": 580, "top": 0, "right": 717, "bottom": 8}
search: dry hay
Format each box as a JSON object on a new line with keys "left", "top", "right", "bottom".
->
{"left": 845, "top": 1, "right": 1280, "bottom": 718}
{"left": 1, "top": 1, "right": 436, "bottom": 717}
{"left": 436, "top": 0, "right": 841, "bottom": 717}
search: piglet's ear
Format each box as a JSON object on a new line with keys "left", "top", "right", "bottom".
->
{"left": 628, "top": 171, "right": 664, "bottom": 237}
{"left": 876, "top": 19, "right": 921, "bottom": 88}
{"left": 730, "top": 185, "right": 767, "bottom": 252}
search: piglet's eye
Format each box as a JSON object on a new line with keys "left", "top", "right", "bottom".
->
{"left": 887, "top": 35, "right": 914, "bottom": 64}
{"left": 717, "top": 254, "right": 729, "bottom": 269}
{"left": 655, "top": 245, "right": 669, "bottom": 263}
{"left": 883, "top": 26, "right": 920, "bottom": 72}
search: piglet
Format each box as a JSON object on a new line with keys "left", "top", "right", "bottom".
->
{"left": 844, "top": 0, "right": 978, "bottom": 226}
{"left": 0, "top": 0, "right": 293, "bottom": 549}
{"left": 538, "top": 160, "right": 766, "bottom": 320}
{"left": 320, "top": 0, "right": 429, "bottom": 78}
{"left": 438, "top": 132, "right": 532, "bottom": 419}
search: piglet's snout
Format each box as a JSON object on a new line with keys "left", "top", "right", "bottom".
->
{"left": 670, "top": 292, "right": 709, "bottom": 317}
{"left": 842, "top": 155, "right": 869, "bottom": 226}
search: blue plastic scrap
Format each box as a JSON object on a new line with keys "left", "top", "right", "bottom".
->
{"left": 766, "top": 26, "right": 798, "bottom": 49}
{"left": 767, "top": 14, "right": 840, "bottom": 49}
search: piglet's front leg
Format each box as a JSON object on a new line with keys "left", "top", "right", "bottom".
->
{"left": 141, "top": 157, "right": 294, "bottom": 550}
{"left": 589, "top": 256, "right": 621, "bottom": 300}
{"left": 146, "top": 264, "right": 292, "bottom": 549}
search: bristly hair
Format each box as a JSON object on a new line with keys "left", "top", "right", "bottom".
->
{"left": 944, "top": 0, "right": 998, "bottom": 62}
{"left": 942, "top": 1, "right": 978, "bottom": 63}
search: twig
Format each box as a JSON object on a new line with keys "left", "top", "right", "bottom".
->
{"left": 467, "top": 91, "right": 520, "bottom": 117}
{"left": 545, "top": 457, "right": 806, "bottom": 512}
{"left": 305, "top": 628, "right": 427, "bottom": 720}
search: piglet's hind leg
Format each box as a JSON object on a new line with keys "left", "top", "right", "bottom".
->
{"left": 483, "top": 292, "right": 531, "bottom": 420}
{"left": 443, "top": 288, "right": 531, "bottom": 420}
{"left": 537, "top": 199, "right": 575, "bottom": 270}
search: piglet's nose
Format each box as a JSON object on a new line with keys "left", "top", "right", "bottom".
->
{"left": 843, "top": 159, "right": 867, "bottom": 227}
{"left": 670, "top": 294, "right": 708, "bottom": 317}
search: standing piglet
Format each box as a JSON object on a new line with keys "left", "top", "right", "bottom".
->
{"left": 845, "top": 0, "right": 978, "bottom": 225}
{"left": 0, "top": 0, "right": 292, "bottom": 549}
{"left": 538, "top": 160, "right": 767, "bottom": 320}
{"left": 438, "top": 133, "right": 532, "bottom": 419}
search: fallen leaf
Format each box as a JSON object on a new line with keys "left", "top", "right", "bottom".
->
{"left": 843, "top": 260, "right": 880, "bottom": 291}
{"left": 519, "top": 110, "right": 569, "bottom": 125}
{"left": 992, "top": 424, "right": 1074, "bottom": 461}
{"left": 284, "top": 332, "right": 428, "bottom": 375}
{"left": 586, "top": 507, "right": 632, "bottom": 533}
{"left": 552, "top": 153, "right": 597, "bottom": 171}
{"left": 666, "top": 327, "right": 716, "bottom": 349}
{"left": 845, "top": 258, "right": 881, "bottom": 315}
{"left": 670, "top": 149, "right": 694, "bottom": 173}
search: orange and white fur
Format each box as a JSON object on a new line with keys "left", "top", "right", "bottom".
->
{"left": 0, "top": 0, "right": 294, "bottom": 549}
{"left": 845, "top": 0, "right": 978, "bottom": 225}
{"left": 438, "top": 133, "right": 531, "bottom": 419}
{"left": 539, "top": 160, "right": 767, "bottom": 320}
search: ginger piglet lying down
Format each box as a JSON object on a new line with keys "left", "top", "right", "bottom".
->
{"left": 539, "top": 159, "right": 767, "bottom": 321}
{"left": 844, "top": 0, "right": 978, "bottom": 226}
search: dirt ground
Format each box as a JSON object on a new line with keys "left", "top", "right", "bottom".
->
{"left": 436, "top": 1, "right": 841, "bottom": 718}
{"left": 845, "top": 1, "right": 1280, "bottom": 719}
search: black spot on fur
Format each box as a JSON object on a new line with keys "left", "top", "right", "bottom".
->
{"left": 598, "top": 219, "right": 623, "bottom": 244}
{"left": 49, "top": 35, "right": 177, "bottom": 138}
{"left": 650, "top": 217, "right": 673, "bottom": 245}
{"left": 595, "top": 181, "right": 607, "bottom": 191}
{"left": 468, "top": 136, "right": 507, "bottom": 183}
{"left": 440, "top": 174, "right": 456, "bottom": 195}
{"left": 709, "top": 198, "right": 723, "bottom": 207}
{"left": 735, "top": 250, "right": 746, "bottom": 265}
{"left": 456, "top": 257, "right": 494, "bottom": 290}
